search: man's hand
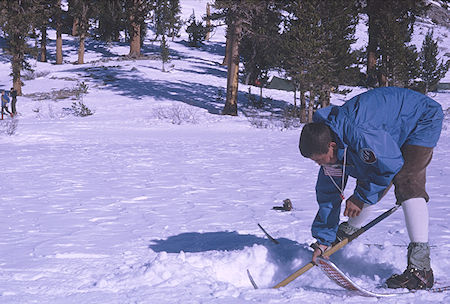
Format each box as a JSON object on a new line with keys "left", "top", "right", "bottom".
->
{"left": 344, "top": 197, "right": 363, "bottom": 218}
{"left": 311, "top": 243, "right": 329, "bottom": 264}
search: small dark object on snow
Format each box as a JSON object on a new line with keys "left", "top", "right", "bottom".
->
{"left": 273, "top": 199, "right": 293, "bottom": 211}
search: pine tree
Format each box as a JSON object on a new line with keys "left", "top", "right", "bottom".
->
{"left": 160, "top": 34, "right": 170, "bottom": 72}
{"left": 125, "top": 0, "right": 152, "bottom": 58}
{"left": 168, "top": 0, "right": 182, "bottom": 41}
{"left": 206, "top": 2, "right": 212, "bottom": 41}
{"left": 395, "top": 44, "right": 420, "bottom": 88}
{"left": 213, "top": 0, "right": 272, "bottom": 116}
{"left": 312, "top": 0, "right": 359, "bottom": 107}
{"left": 280, "top": 0, "right": 358, "bottom": 121}
{"left": 152, "top": 0, "right": 180, "bottom": 70}
{"left": 53, "top": 0, "right": 64, "bottom": 64}
{"left": 366, "top": 0, "right": 382, "bottom": 87}
{"left": 214, "top": 0, "right": 244, "bottom": 116}
{"left": 35, "top": 0, "right": 60, "bottom": 63}
{"left": 239, "top": 2, "right": 281, "bottom": 87}
{"left": 153, "top": 0, "right": 181, "bottom": 40}
{"left": 185, "top": 11, "right": 208, "bottom": 47}
{"left": 69, "top": 0, "right": 97, "bottom": 64}
{"left": 419, "top": 30, "right": 450, "bottom": 93}
{"left": 365, "top": 0, "right": 428, "bottom": 87}
{"left": 0, "top": 1, "right": 42, "bottom": 95}
{"left": 96, "top": 0, "right": 124, "bottom": 42}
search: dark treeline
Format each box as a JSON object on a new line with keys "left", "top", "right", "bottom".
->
{"left": 0, "top": 0, "right": 448, "bottom": 121}
{"left": 0, "top": 0, "right": 183, "bottom": 95}
{"left": 214, "top": 0, "right": 448, "bottom": 118}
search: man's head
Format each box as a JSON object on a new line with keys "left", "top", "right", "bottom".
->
{"left": 299, "top": 122, "right": 338, "bottom": 166}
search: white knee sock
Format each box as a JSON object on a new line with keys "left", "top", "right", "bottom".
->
{"left": 348, "top": 203, "right": 376, "bottom": 228}
{"left": 402, "top": 198, "right": 429, "bottom": 243}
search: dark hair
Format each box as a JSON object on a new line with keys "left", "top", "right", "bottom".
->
{"left": 299, "top": 122, "right": 333, "bottom": 157}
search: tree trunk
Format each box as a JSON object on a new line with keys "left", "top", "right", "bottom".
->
{"left": 320, "top": 88, "right": 330, "bottom": 108}
{"left": 72, "top": 17, "right": 78, "bottom": 36}
{"left": 222, "top": 17, "right": 242, "bottom": 116}
{"left": 56, "top": 30, "right": 63, "bottom": 64}
{"left": 308, "top": 91, "right": 315, "bottom": 122}
{"left": 129, "top": 19, "right": 141, "bottom": 57}
{"left": 77, "top": 1, "right": 89, "bottom": 64}
{"left": 12, "top": 53, "right": 22, "bottom": 95}
{"left": 206, "top": 3, "right": 211, "bottom": 41}
{"left": 367, "top": 50, "right": 377, "bottom": 85}
{"left": 13, "top": 77, "right": 21, "bottom": 96}
{"left": 244, "top": 73, "right": 251, "bottom": 85}
{"left": 40, "top": 27, "right": 47, "bottom": 62}
{"left": 55, "top": 0, "right": 63, "bottom": 64}
{"left": 366, "top": 0, "right": 379, "bottom": 87}
{"left": 300, "top": 90, "right": 306, "bottom": 122}
{"left": 78, "top": 33, "right": 85, "bottom": 64}
{"left": 378, "top": 72, "right": 388, "bottom": 87}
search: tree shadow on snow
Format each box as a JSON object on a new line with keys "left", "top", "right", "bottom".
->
{"left": 62, "top": 65, "right": 226, "bottom": 114}
{"left": 57, "top": 50, "right": 289, "bottom": 117}
{"left": 177, "top": 40, "right": 226, "bottom": 58}
{"left": 65, "top": 64, "right": 289, "bottom": 116}
{"left": 177, "top": 64, "right": 227, "bottom": 79}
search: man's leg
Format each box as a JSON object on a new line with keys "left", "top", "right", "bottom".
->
{"left": 386, "top": 145, "right": 434, "bottom": 290}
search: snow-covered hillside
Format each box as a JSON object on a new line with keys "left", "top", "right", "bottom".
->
{"left": 0, "top": 1, "right": 449, "bottom": 303}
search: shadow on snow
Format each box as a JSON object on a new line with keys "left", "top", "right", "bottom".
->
{"left": 36, "top": 36, "right": 289, "bottom": 117}
{"left": 149, "top": 231, "right": 398, "bottom": 287}
{"left": 149, "top": 231, "right": 273, "bottom": 253}
{"left": 64, "top": 62, "right": 289, "bottom": 116}
{"left": 0, "top": 33, "right": 291, "bottom": 118}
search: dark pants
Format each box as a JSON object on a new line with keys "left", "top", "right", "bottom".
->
{"left": 1, "top": 105, "right": 11, "bottom": 115}
{"left": 11, "top": 98, "right": 16, "bottom": 114}
{"left": 381, "top": 145, "right": 433, "bottom": 204}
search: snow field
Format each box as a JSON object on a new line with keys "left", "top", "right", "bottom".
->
{"left": 0, "top": 0, "right": 449, "bottom": 303}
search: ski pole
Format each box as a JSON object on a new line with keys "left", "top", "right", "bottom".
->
{"left": 273, "top": 204, "right": 402, "bottom": 288}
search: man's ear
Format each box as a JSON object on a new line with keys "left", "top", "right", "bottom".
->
{"left": 329, "top": 141, "right": 337, "bottom": 150}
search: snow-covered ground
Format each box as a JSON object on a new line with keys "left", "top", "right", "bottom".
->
{"left": 0, "top": 1, "right": 449, "bottom": 303}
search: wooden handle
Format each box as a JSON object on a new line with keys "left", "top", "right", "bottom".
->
{"left": 272, "top": 205, "right": 400, "bottom": 289}
{"left": 273, "top": 262, "right": 314, "bottom": 288}
{"left": 272, "top": 238, "right": 349, "bottom": 288}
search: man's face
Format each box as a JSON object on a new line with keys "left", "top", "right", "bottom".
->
{"left": 309, "top": 142, "right": 338, "bottom": 166}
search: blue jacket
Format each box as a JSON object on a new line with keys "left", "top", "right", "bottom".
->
{"left": 1, "top": 93, "right": 9, "bottom": 107}
{"left": 311, "top": 87, "right": 443, "bottom": 246}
